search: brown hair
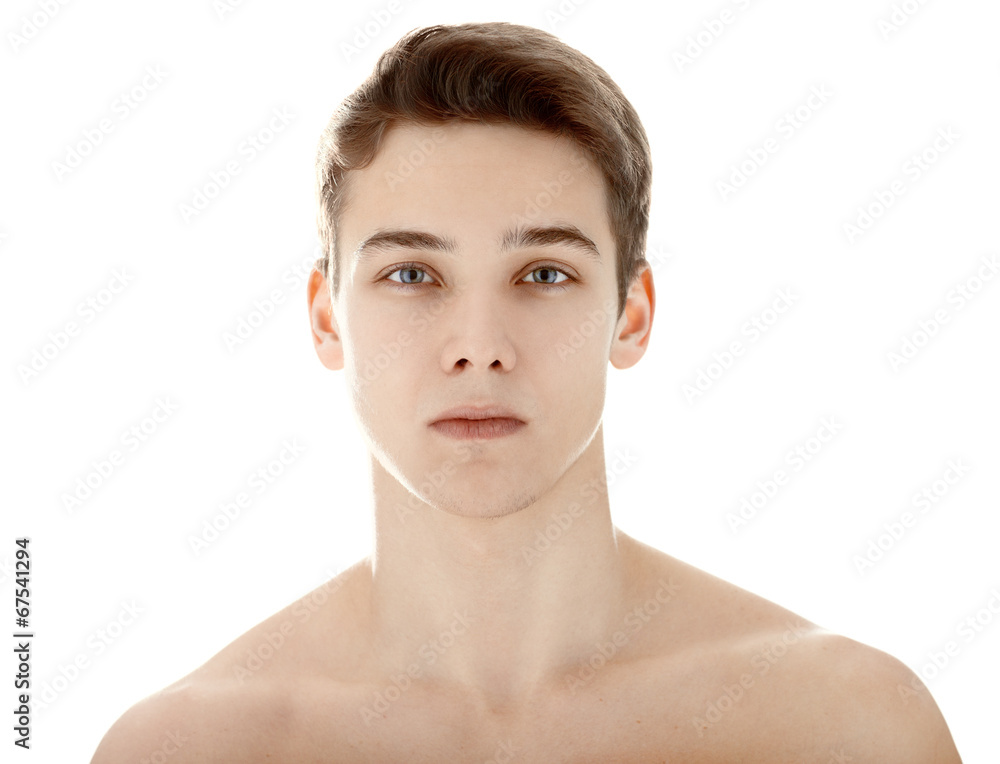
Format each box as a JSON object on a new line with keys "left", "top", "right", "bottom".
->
{"left": 314, "top": 21, "right": 651, "bottom": 318}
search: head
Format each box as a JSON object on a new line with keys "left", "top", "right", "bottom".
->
{"left": 308, "top": 22, "right": 655, "bottom": 520}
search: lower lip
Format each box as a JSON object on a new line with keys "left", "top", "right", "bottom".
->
{"left": 430, "top": 418, "right": 525, "bottom": 440}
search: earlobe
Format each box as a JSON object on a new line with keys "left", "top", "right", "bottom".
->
{"left": 307, "top": 268, "right": 345, "bottom": 371}
{"left": 609, "top": 265, "right": 655, "bottom": 370}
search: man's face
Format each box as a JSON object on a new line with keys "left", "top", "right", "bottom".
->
{"left": 321, "top": 121, "right": 635, "bottom": 519}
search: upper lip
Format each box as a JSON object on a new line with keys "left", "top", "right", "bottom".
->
{"left": 430, "top": 405, "right": 525, "bottom": 423}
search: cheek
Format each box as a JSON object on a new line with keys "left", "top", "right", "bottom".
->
{"left": 531, "top": 315, "right": 612, "bottom": 400}
{"left": 544, "top": 303, "right": 618, "bottom": 366}
{"left": 341, "top": 296, "right": 410, "bottom": 362}
{"left": 341, "top": 319, "right": 419, "bottom": 414}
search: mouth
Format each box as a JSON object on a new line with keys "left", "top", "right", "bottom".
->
{"left": 429, "top": 417, "right": 526, "bottom": 440}
{"left": 428, "top": 405, "right": 527, "bottom": 440}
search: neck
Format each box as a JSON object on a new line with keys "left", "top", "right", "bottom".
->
{"left": 361, "top": 428, "right": 638, "bottom": 705}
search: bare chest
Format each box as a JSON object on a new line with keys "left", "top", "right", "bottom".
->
{"left": 274, "top": 669, "right": 737, "bottom": 764}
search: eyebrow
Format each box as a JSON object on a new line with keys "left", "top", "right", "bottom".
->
{"left": 351, "top": 224, "right": 603, "bottom": 265}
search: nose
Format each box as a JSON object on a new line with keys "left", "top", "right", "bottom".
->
{"left": 438, "top": 289, "right": 517, "bottom": 373}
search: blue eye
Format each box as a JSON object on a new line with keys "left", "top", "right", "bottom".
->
{"left": 386, "top": 266, "right": 436, "bottom": 287}
{"left": 523, "top": 266, "right": 570, "bottom": 286}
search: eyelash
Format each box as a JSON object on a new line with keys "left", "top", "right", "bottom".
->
{"left": 380, "top": 262, "right": 576, "bottom": 292}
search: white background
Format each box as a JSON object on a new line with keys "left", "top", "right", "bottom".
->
{"left": 2, "top": 0, "right": 998, "bottom": 760}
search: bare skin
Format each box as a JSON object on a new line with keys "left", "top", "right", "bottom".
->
{"left": 91, "top": 123, "right": 961, "bottom": 763}
{"left": 90, "top": 544, "right": 961, "bottom": 763}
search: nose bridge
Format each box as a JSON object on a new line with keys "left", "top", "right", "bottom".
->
{"left": 439, "top": 281, "right": 516, "bottom": 371}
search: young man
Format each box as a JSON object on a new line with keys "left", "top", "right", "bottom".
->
{"left": 92, "top": 22, "right": 962, "bottom": 762}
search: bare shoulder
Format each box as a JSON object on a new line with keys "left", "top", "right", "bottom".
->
{"left": 621, "top": 534, "right": 962, "bottom": 762}
{"left": 90, "top": 560, "right": 371, "bottom": 763}
{"left": 769, "top": 631, "right": 963, "bottom": 762}
{"left": 89, "top": 678, "right": 286, "bottom": 763}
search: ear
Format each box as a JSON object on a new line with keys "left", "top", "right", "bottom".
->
{"left": 307, "top": 267, "right": 344, "bottom": 371}
{"left": 609, "top": 264, "right": 655, "bottom": 370}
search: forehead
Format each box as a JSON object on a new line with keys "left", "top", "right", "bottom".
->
{"left": 338, "top": 121, "right": 611, "bottom": 253}
{"left": 372, "top": 120, "right": 597, "bottom": 178}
